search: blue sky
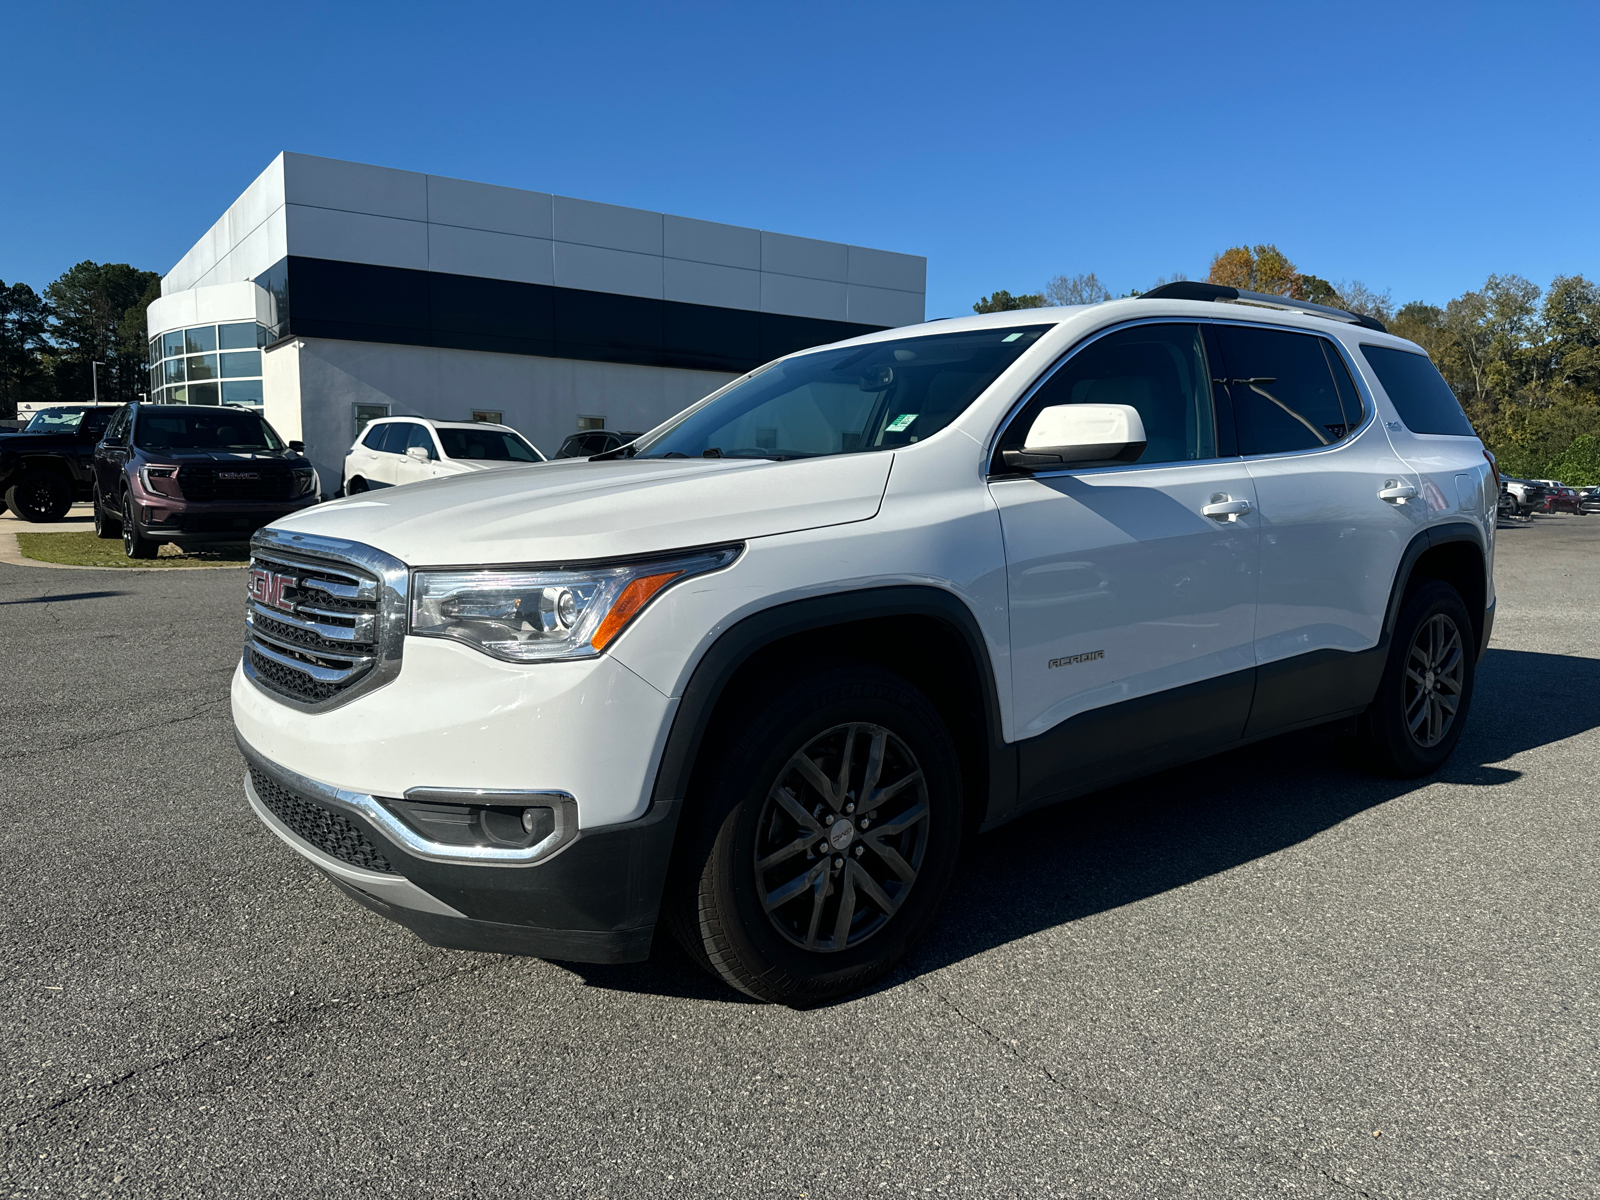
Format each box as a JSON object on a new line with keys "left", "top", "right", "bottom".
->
{"left": 5, "top": 1, "right": 1597, "bottom": 317}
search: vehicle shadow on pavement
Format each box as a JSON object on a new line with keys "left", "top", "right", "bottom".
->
{"left": 563, "top": 647, "right": 1600, "bottom": 1005}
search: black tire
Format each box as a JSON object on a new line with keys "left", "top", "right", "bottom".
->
{"left": 1351, "top": 580, "right": 1476, "bottom": 778}
{"left": 667, "top": 662, "right": 964, "bottom": 1005}
{"left": 121, "top": 491, "right": 158, "bottom": 559}
{"left": 93, "top": 485, "right": 122, "bottom": 538}
{"left": 4, "top": 469, "right": 73, "bottom": 522}
{"left": 347, "top": 476, "right": 369, "bottom": 494}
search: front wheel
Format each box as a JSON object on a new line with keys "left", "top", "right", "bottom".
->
{"left": 1350, "top": 580, "right": 1476, "bottom": 777}
{"left": 4, "top": 470, "right": 72, "bottom": 522}
{"left": 121, "top": 492, "right": 158, "bottom": 559}
{"left": 668, "top": 663, "right": 964, "bottom": 1005}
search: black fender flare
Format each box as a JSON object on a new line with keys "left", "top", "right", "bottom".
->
{"left": 646, "top": 584, "right": 1015, "bottom": 825}
{"left": 1381, "top": 520, "right": 1491, "bottom": 659}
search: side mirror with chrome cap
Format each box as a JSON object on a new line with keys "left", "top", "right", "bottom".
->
{"left": 1002, "top": 403, "right": 1147, "bottom": 472}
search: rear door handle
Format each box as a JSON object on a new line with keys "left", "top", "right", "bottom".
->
{"left": 1379, "top": 481, "right": 1417, "bottom": 503}
{"left": 1202, "top": 496, "right": 1252, "bottom": 521}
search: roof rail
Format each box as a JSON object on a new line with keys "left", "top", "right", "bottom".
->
{"left": 1139, "top": 281, "right": 1387, "bottom": 333}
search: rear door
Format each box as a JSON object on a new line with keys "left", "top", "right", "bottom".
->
{"left": 1210, "top": 322, "right": 1423, "bottom": 733}
{"left": 989, "top": 321, "right": 1261, "bottom": 806}
{"left": 365, "top": 421, "right": 412, "bottom": 486}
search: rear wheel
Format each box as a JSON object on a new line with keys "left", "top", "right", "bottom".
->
{"left": 347, "top": 476, "right": 369, "bottom": 494}
{"left": 668, "top": 663, "right": 964, "bottom": 1004}
{"left": 121, "top": 492, "right": 158, "bottom": 559}
{"left": 1351, "top": 580, "right": 1475, "bottom": 777}
{"left": 93, "top": 485, "right": 121, "bottom": 538}
{"left": 4, "top": 470, "right": 72, "bottom": 522}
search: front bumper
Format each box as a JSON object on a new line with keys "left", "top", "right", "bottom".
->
{"left": 240, "top": 734, "right": 680, "bottom": 963}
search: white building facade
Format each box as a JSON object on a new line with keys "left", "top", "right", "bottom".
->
{"left": 146, "top": 153, "right": 926, "bottom": 488}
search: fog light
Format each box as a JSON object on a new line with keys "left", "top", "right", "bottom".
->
{"left": 385, "top": 799, "right": 556, "bottom": 849}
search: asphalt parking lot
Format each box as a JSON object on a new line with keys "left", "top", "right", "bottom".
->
{"left": 3, "top": 515, "right": 1597, "bottom": 1198}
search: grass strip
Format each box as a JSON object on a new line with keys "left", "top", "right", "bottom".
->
{"left": 15, "top": 531, "right": 250, "bottom": 569}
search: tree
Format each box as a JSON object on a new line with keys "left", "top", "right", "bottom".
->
{"left": 46, "top": 261, "right": 160, "bottom": 405}
{"left": 1206, "top": 243, "right": 1308, "bottom": 299}
{"left": 973, "top": 290, "right": 1046, "bottom": 313}
{"left": 1043, "top": 272, "right": 1110, "bottom": 306}
{"left": 0, "top": 281, "right": 56, "bottom": 420}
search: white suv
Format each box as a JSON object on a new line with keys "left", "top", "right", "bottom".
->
{"left": 234, "top": 284, "right": 1495, "bottom": 1003}
{"left": 342, "top": 417, "right": 544, "bottom": 494}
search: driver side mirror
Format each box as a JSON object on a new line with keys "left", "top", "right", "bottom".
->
{"left": 288, "top": 440, "right": 305, "bottom": 453}
{"left": 405, "top": 445, "right": 430, "bottom": 462}
{"left": 1002, "top": 404, "right": 1146, "bottom": 472}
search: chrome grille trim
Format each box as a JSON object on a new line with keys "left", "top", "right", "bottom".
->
{"left": 248, "top": 600, "right": 377, "bottom": 642}
{"left": 242, "top": 528, "right": 408, "bottom": 712}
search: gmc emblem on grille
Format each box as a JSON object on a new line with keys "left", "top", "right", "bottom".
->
{"left": 218, "top": 471, "right": 259, "bottom": 480}
{"left": 248, "top": 568, "right": 296, "bottom": 613}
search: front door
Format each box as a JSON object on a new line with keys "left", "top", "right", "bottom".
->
{"left": 989, "top": 321, "right": 1260, "bottom": 808}
{"left": 394, "top": 423, "right": 439, "bottom": 485}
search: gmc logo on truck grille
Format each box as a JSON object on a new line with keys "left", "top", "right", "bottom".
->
{"left": 218, "top": 471, "right": 259, "bottom": 480}
{"left": 248, "top": 568, "right": 296, "bottom": 613}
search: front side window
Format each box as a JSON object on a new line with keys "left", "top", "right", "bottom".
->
{"left": 404, "top": 423, "right": 438, "bottom": 459}
{"left": 1359, "top": 344, "right": 1476, "bottom": 437}
{"left": 997, "top": 323, "right": 1218, "bottom": 467}
{"left": 635, "top": 325, "right": 1052, "bottom": 461}
{"left": 379, "top": 422, "right": 415, "bottom": 455}
{"left": 132, "top": 407, "right": 283, "bottom": 452}
{"left": 1214, "top": 325, "right": 1361, "bottom": 456}
{"left": 437, "top": 427, "right": 541, "bottom": 462}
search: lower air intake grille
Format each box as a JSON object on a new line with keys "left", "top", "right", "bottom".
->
{"left": 249, "top": 766, "right": 395, "bottom": 874}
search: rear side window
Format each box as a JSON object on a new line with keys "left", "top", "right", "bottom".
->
{"left": 1000, "top": 323, "right": 1217, "bottom": 467}
{"left": 1214, "top": 325, "right": 1359, "bottom": 456}
{"left": 1359, "top": 345, "right": 1477, "bottom": 437}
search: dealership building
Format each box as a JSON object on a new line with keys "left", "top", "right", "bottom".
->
{"left": 146, "top": 152, "right": 926, "bottom": 487}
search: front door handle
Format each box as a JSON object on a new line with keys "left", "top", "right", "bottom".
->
{"left": 1202, "top": 495, "right": 1253, "bottom": 521}
{"left": 1379, "top": 481, "right": 1417, "bottom": 504}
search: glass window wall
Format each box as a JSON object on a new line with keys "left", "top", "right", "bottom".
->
{"left": 146, "top": 321, "right": 268, "bottom": 407}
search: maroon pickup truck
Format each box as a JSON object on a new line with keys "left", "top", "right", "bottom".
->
{"left": 91, "top": 404, "right": 320, "bottom": 559}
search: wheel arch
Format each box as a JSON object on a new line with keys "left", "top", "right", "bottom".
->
{"left": 648, "top": 586, "right": 1014, "bottom": 836}
{"left": 1385, "top": 522, "right": 1490, "bottom": 660}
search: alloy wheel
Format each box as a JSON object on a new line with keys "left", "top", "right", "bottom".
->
{"left": 752, "top": 721, "right": 930, "bottom": 953}
{"left": 1404, "top": 613, "right": 1464, "bottom": 748}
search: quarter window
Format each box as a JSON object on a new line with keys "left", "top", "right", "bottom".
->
{"left": 361, "top": 422, "right": 390, "bottom": 449}
{"left": 1358, "top": 345, "right": 1477, "bottom": 437}
{"left": 1214, "top": 325, "right": 1360, "bottom": 456}
{"left": 999, "top": 323, "right": 1218, "bottom": 468}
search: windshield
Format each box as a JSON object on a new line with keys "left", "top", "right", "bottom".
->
{"left": 133, "top": 407, "right": 283, "bottom": 452}
{"left": 633, "top": 325, "right": 1052, "bottom": 460}
{"left": 436, "top": 426, "right": 542, "bottom": 462}
{"left": 24, "top": 408, "right": 92, "bottom": 433}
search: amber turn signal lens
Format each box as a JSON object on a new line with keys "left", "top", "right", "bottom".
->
{"left": 590, "top": 571, "right": 681, "bottom": 651}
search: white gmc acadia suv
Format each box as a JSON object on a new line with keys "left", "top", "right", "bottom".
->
{"left": 233, "top": 283, "right": 1495, "bottom": 1004}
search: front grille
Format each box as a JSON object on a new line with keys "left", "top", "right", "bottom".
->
{"left": 180, "top": 463, "right": 295, "bottom": 502}
{"left": 245, "top": 546, "right": 384, "bottom": 707}
{"left": 249, "top": 766, "right": 395, "bottom": 873}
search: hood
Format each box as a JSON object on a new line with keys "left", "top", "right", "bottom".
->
{"left": 151, "top": 450, "right": 302, "bottom": 464}
{"left": 269, "top": 453, "right": 895, "bottom": 565}
{"left": 437, "top": 458, "right": 526, "bottom": 475}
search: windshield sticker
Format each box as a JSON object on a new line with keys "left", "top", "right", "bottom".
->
{"left": 885, "top": 413, "right": 918, "bottom": 433}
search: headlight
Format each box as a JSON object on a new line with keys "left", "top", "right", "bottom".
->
{"left": 141, "top": 465, "right": 179, "bottom": 496}
{"left": 291, "top": 465, "right": 317, "bottom": 497}
{"left": 411, "top": 545, "right": 740, "bottom": 662}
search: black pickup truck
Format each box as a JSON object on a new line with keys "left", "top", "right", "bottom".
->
{"left": 0, "top": 406, "right": 122, "bottom": 521}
